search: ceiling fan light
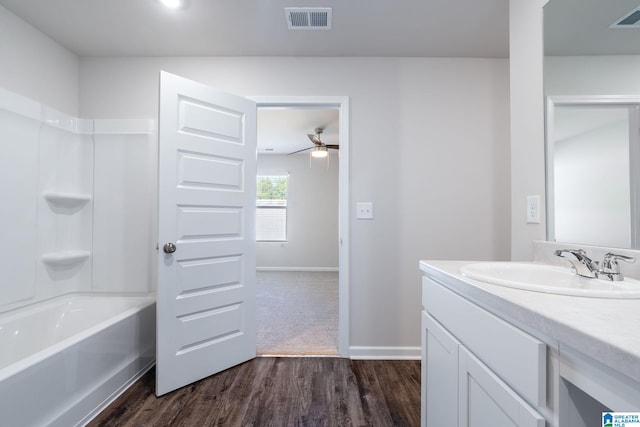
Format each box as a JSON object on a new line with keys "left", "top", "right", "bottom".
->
{"left": 311, "top": 146, "right": 328, "bottom": 158}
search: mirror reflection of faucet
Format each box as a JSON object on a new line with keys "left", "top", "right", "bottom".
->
{"left": 555, "top": 249, "right": 636, "bottom": 281}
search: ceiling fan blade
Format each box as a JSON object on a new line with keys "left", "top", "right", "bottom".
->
{"left": 307, "top": 134, "right": 322, "bottom": 145}
{"left": 325, "top": 144, "right": 339, "bottom": 149}
{"left": 288, "top": 146, "right": 314, "bottom": 155}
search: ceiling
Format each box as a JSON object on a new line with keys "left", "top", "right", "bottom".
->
{"left": 0, "top": 0, "right": 640, "bottom": 58}
{"left": 544, "top": 0, "right": 640, "bottom": 56}
{"left": 257, "top": 109, "right": 339, "bottom": 155}
{"left": 1, "top": 0, "right": 637, "bottom": 58}
{"left": 0, "top": 0, "right": 510, "bottom": 58}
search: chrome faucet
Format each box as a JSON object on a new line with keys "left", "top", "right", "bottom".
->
{"left": 555, "top": 249, "right": 636, "bottom": 281}
{"left": 555, "top": 249, "right": 599, "bottom": 278}
{"left": 598, "top": 252, "right": 636, "bottom": 281}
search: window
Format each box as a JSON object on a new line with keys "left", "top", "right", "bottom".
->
{"left": 256, "top": 175, "right": 288, "bottom": 241}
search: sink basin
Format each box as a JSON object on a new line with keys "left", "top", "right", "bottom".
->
{"left": 459, "top": 262, "right": 640, "bottom": 299}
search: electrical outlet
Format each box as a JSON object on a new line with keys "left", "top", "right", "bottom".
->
{"left": 357, "top": 202, "right": 374, "bottom": 219}
{"left": 526, "top": 195, "right": 540, "bottom": 224}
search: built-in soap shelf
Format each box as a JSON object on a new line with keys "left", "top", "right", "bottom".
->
{"left": 43, "top": 191, "right": 92, "bottom": 209}
{"left": 41, "top": 250, "right": 91, "bottom": 267}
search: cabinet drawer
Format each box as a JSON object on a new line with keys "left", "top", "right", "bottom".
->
{"left": 423, "top": 276, "right": 546, "bottom": 407}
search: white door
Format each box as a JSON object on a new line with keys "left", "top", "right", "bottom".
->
{"left": 156, "top": 71, "right": 257, "bottom": 396}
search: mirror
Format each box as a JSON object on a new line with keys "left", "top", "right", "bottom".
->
{"left": 546, "top": 97, "right": 640, "bottom": 248}
{"left": 544, "top": 0, "right": 640, "bottom": 249}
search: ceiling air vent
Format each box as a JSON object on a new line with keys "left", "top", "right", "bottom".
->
{"left": 285, "top": 7, "right": 332, "bottom": 30}
{"left": 611, "top": 6, "right": 640, "bottom": 28}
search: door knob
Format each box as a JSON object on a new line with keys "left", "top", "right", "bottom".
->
{"left": 163, "top": 242, "right": 177, "bottom": 254}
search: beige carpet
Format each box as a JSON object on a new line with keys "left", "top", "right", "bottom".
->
{"left": 256, "top": 271, "right": 338, "bottom": 356}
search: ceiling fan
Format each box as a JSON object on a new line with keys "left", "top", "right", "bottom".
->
{"left": 288, "top": 128, "right": 339, "bottom": 157}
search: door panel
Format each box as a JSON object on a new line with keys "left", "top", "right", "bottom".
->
{"left": 458, "top": 347, "right": 545, "bottom": 427}
{"left": 425, "top": 313, "right": 460, "bottom": 427}
{"left": 157, "top": 71, "right": 257, "bottom": 396}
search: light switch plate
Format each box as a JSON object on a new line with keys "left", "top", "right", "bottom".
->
{"left": 357, "top": 202, "right": 374, "bottom": 219}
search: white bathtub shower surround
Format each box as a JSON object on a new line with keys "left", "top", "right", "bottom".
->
{"left": 37, "top": 104, "right": 94, "bottom": 300}
{"left": 1, "top": 92, "right": 41, "bottom": 307}
{"left": 0, "top": 87, "right": 158, "bottom": 425}
{"left": 92, "top": 119, "right": 158, "bottom": 293}
{"left": 0, "top": 294, "right": 155, "bottom": 427}
{"left": 0, "top": 86, "right": 156, "bottom": 312}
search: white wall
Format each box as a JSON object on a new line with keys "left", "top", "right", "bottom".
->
{"left": 79, "top": 56, "right": 511, "bottom": 348}
{"left": 0, "top": 5, "right": 79, "bottom": 115}
{"left": 545, "top": 56, "right": 640, "bottom": 96}
{"left": 509, "top": 0, "right": 549, "bottom": 261}
{"left": 256, "top": 153, "right": 339, "bottom": 270}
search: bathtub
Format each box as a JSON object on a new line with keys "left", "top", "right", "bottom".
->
{"left": 0, "top": 293, "right": 156, "bottom": 427}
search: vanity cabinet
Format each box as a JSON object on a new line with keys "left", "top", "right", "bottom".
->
{"left": 422, "top": 258, "right": 640, "bottom": 427}
{"left": 422, "top": 312, "right": 459, "bottom": 426}
{"left": 422, "top": 276, "right": 546, "bottom": 427}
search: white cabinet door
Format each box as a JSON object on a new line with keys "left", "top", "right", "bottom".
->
{"left": 156, "top": 71, "right": 257, "bottom": 396}
{"left": 424, "top": 312, "right": 460, "bottom": 427}
{"left": 458, "top": 347, "right": 545, "bottom": 427}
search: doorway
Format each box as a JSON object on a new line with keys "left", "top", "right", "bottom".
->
{"left": 156, "top": 77, "right": 351, "bottom": 395}
{"left": 252, "top": 96, "right": 350, "bottom": 358}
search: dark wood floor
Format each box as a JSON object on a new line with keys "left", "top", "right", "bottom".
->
{"left": 88, "top": 357, "right": 421, "bottom": 427}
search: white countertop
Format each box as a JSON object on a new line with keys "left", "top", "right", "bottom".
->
{"left": 420, "top": 260, "right": 640, "bottom": 385}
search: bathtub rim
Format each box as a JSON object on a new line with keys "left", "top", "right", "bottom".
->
{"left": 0, "top": 291, "right": 156, "bottom": 383}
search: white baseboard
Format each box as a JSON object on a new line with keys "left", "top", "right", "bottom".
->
{"left": 349, "top": 346, "right": 421, "bottom": 360}
{"left": 256, "top": 267, "right": 339, "bottom": 272}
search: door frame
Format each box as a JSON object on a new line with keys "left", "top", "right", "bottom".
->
{"left": 250, "top": 95, "right": 350, "bottom": 358}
